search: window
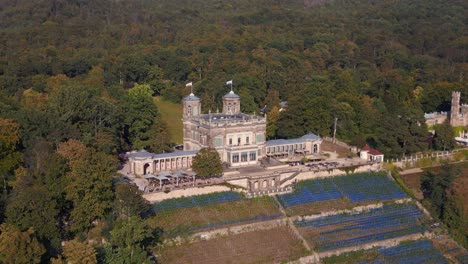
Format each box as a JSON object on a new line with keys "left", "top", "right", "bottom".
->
{"left": 241, "top": 152, "right": 248, "bottom": 162}
{"left": 229, "top": 138, "right": 232, "bottom": 145}
{"left": 232, "top": 153, "right": 239, "bottom": 163}
{"left": 187, "top": 105, "right": 192, "bottom": 115}
{"left": 237, "top": 137, "right": 241, "bottom": 146}
{"left": 256, "top": 134, "right": 264, "bottom": 143}
{"left": 249, "top": 152, "right": 256, "bottom": 161}
{"left": 214, "top": 137, "right": 223, "bottom": 147}
{"left": 246, "top": 136, "right": 249, "bottom": 145}
{"left": 313, "top": 144, "right": 318, "bottom": 153}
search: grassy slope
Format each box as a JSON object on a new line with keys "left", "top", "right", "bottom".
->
{"left": 154, "top": 97, "right": 183, "bottom": 144}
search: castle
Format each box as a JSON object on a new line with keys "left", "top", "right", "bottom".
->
{"left": 125, "top": 85, "right": 322, "bottom": 175}
{"left": 182, "top": 89, "right": 266, "bottom": 167}
{"left": 425, "top": 91, "right": 468, "bottom": 127}
{"left": 450, "top": 91, "right": 468, "bottom": 126}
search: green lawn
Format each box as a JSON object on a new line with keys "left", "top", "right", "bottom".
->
{"left": 154, "top": 97, "right": 183, "bottom": 144}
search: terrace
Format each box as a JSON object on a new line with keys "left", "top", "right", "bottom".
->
{"left": 295, "top": 203, "right": 427, "bottom": 252}
{"left": 276, "top": 172, "right": 408, "bottom": 213}
{"left": 148, "top": 192, "right": 282, "bottom": 236}
{"left": 376, "top": 240, "right": 448, "bottom": 264}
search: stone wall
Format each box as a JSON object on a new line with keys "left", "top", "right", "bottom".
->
{"left": 143, "top": 185, "right": 232, "bottom": 203}
{"left": 293, "top": 163, "right": 381, "bottom": 182}
{"left": 226, "top": 178, "right": 248, "bottom": 189}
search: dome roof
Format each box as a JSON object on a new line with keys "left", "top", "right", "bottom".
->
{"left": 223, "top": 90, "right": 240, "bottom": 99}
{"left": 183, "top": 93, "right": 200, "bottom": 101}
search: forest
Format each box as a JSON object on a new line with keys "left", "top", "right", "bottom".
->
{"left": 0, "top": 0, "right": 466, "bottom": 262}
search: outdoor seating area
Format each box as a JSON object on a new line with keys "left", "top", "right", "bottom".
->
{"left": 144, "top": 170, "right": 196, "bottom": 192}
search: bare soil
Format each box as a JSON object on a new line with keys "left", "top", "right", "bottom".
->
{"left": 321, "top": 140, "right": 353, "bottom": 158}
{"left": 400, "top": 172, "right": 424, "bottom": 200}
{"left": 157, "top": 227, "right": 308, "bottom": 264}
{"left": 432, "top": 235, "right": 468, "bottom": 263}
{"left": 400, "top": 163, "right": 468, "bottom": 210}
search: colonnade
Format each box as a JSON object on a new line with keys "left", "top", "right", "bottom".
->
{"left": 129, "top": 155, "right": 194, "bottom": 175}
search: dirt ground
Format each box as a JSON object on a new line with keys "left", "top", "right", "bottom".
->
{"left": 157, "top": 226, "right": 308, "bottom": 264}
{"left": 320, "top": 140, "right": 353, "bottom": 158}
{"left": 432, "top": 235, "right": 468, "bottom": 263}
{"left": 400, "top": 172, "right": 424, "bottom": 200}
{"left": 400, "top": 163, "right": 468, "bottom": 206}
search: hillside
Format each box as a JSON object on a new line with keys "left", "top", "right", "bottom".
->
{"left": 1, "top": 0, "right": 467, "bottom": 158}
{"left": 0, "top": 0, "right": 467, "bottom": 262}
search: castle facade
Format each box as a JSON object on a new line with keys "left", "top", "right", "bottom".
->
{"left": 425, "top": 91, "right": 468, "bottom": 127}
{"left": 182, "top": 89, "right": 267, "bottom": 167}
{"left": 450, "top": 91, "right": 468, "bottom": 126}
{"left": 125, "top": 86, "right": 322, "bottom": 175}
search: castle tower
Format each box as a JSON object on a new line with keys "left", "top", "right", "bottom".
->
{"left": 450, "top": 91, "right": 461, "bottom": 125}
{"left": 222, "top": 89, "right": 240, "bottom": 115}
{"left": 183, "top": 92, "right": 201, "bottom": 118}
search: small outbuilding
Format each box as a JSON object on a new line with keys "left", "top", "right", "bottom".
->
{"left": 359, "top": 145, "right": 384, "bottom": 162}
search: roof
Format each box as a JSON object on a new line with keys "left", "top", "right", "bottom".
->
{"left": 424, "top": 112, "right": 447, "bottom": 119}
{"left": 455, "top": 137, "right": 468, "bottom": 143}
{"left": 128, "top": 149, "right": 153, "bottom": 158}
{"left": 199, "top": 113, "right": 264, "bottom": 123}
{"left": 266, "top": 133, "right": 321, "bottom": 147}
{"left": 223, "top": 90, "right": 240, "bottom": 99}
{"left": 153, "top": 150, "right": 199, "bottom": 159}
{"left": 183, "top": 93, "right": 200, "bottom": 101}
{"left": 127, "top": 149, "right": 199, "bottom": 160}
{"left": 361, "top": 145, "right": 383, "bottom": 156}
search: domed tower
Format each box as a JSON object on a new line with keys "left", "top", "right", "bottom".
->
{"left": 183, "top": 92, "right": 201, "bottom": 118}
{"left": 223, "top": 89, "right": 240, "bottom": 115}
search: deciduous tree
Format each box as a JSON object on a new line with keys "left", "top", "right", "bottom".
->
{"left": 192, "top": 148, "right": 223, "bottom": 178}
{"left": 115, "top": 183, "right": 149, "bottom": 218}
{"left": 0, "top": 224, "right": 45, "bottom": 264}
{"left": 433, "top": 120, "right": 456, "bottom": 151}
{"left": 62, "top": 240, "right": 97, "bottom": 264}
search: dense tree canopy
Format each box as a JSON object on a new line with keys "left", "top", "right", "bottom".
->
{"left": 0, "top": 0, "right": 466, "bottom": 262}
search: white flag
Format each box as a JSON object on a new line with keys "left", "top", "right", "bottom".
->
{"left": 226, "top": 80, "right": 233, "bottom": 85}
{"left": 186, "top": 82, "right": 193, "bottom": 87}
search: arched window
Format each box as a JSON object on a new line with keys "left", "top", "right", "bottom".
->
{"left": 313, "top": 144, "right": 318, "bottom": 153}
{"left": 143, "top": 163, "right": 150, "bottom": 175}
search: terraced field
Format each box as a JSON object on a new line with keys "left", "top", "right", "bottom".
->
{"left": 153, "top": 172, "right": 466, "bottom": 264}
{"left": 157, "top": 227, "right": 308, "bottom": 264}
{"left": 277, "top": 172, "right": 407, "bottom": 215}
{"left": 322, "top": 240, "right": 450, "bottom": 264}
{"left": 295, "top": 202, "right": 427, "bottom": 252}
{"left": 147, "top": 192, "right": 281, "bottom": 237}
